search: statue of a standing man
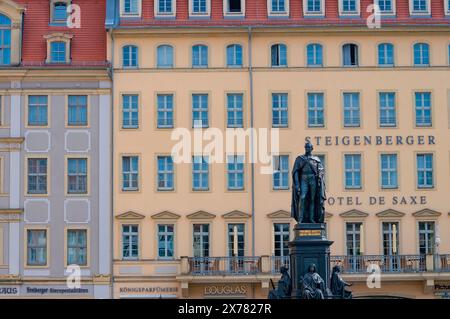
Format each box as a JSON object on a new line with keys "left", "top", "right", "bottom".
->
{"left": 291, "top": 142, "right": 326, "bottom": 224}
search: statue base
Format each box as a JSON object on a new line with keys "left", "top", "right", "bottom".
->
{"left": 288, "top": 223, "right": 334, "bottom": 298}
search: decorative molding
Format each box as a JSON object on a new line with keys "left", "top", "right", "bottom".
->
{"left": 64, "top": 130, "right": 91, "bottom": 153}
{"left": 92, "top": 274, "right": 111, "bottom": 284}
{"left": 339, "top": 209, "right": 369, "bottom": 218}
{"left": 325, "top": 212, "right": 333, "bottom": 219}
{"left": 24, "top": 198, "right": 50, "bottom": 224}
{"left": 412, "top": 208, "right": 441, "bottom": 218}
{"left": 376, "top": 209, "right": 405, "bottom": 218}
{"left": 151, "top": 211, "right": 181, "bottom": 220}
{"left": 0, "top": 210, "right": 22, "bottom": 222}
{"left": 64, "top": 199, "right": 91, "bottom": 224}
{"left": 24, "top": 131, "right": 51, "bottom": 153}
{"left": 222, "top": 210, "right": 251, "bottom": 219}
{"left": 186, "top": 211, "right": 216, "bottom": 220}
{"left": 267, "top": 210, "right": 291, "bottom": 219}
{"left": 116, "top": 211, "right": 145, "bottom": 220}
{"left": 0, "top": 138, "right": 24, "bottom": 151}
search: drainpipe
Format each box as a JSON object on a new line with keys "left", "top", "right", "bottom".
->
{"left": 248, "top": 27, "right": 255, "bottom": 258}
{"left": 108, "top": 27, "right": 115, "bottom": 299}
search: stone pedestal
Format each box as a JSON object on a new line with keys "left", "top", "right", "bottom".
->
{"left": 288, "top": 223, "right": 333, "bottom": 298}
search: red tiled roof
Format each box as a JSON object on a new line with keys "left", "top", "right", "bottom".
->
{"left": 119, "top": 0, "right": 450, "bottom": 27}
{"left": 16, "top": 0, "right": 106, "bottom": 65}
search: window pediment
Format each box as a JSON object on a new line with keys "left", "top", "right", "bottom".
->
{"left": 187, "top": 210, "right": 216, "bottom": 220}
{"left": 116, "top": 211, "right": 145, "bottom": 220}
{"left": 376, "top": 209, "right": 405, "bottom": 218}
{"left": 222, "top": 210, "right": 251, "bottom": 219}
{"left": 339, "top": 209, "right": 369, "bottom": 218}
{"left": 151, "top": 211, "right": 181, "bottom": 220}
{"left": 267, "top": 210, "right": 291, "bottom": 219}
{"left": 412, "top": 208, "right": 441, "bottom": 218}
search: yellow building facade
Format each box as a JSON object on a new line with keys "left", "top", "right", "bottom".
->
{"left": 109, "top": 24, "right": 450, "bottom": 299}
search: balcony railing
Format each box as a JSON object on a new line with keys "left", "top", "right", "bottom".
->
{"left": 437, "top": 254, "right": 450, "bottom": 272}
{"left": 330, "top": 255, "right": 426, "bottom": 273}
{"left": 271, "top": 256, "right": 290, "bottom": 274}
{"left": 186, "top": 254, "right": 450, "bottom": 275}
{"left": 189, "top": 257, "right": 261, "bottom": 276}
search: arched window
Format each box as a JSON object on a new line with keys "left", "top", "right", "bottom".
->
{"left": 157, "top": 45, "right": 174, "bottom": 68}
{"left": 342, "top": 43, "right": 358, "bottom": 66}
{"left": 0, "top": 14, "right": 11, "bottom": 65}
{"left": 271, "top": 43, "right": 287, "bottom": 67}
{"left": 123, "top": 45, "right": 138, "bottom": 68}
{"left": 192, "top": 44, "right": 208, "bottom": 68}
{"left": 413, "top": 43, "right": 429, "bottom": 66}
{"left": 226, "top": 44, "right": 242, "bottom": 67}
{"left": 378, "top": 43, "right": 394, "bottom": 66}
{"left": 306, "top": 43, "right": 323, "bottom": 67}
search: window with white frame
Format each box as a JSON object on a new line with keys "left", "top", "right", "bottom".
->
{"left": 190, "top": 0, "right": 210, "bottom": 16}
{"left": 68, "top": 95, "right": 88, "bottom": 126}
{"left": 224, "top": 0, "right": 245, "bottom": 16}
{"left": 344, "top": 154, "right": 362, "bottom": 189}
{"left": 50, "top": 41, "right": 66, "bottom": 63}
{"left": 67, "top": 229, "right": 87, "bottom": 266}
{"left": 416, "top": 153, "right": 433, "bottom": 188}
{"left": 346, "top": 223, "right": 362, "bottom": 257}
{"left": 193, "top": 224, "right": 210, "bottom": 257}
{"left": 268, "top": 0, "right": 289, "bottom": 15}
{"left": 122, "top": 156, "right": 139, "bottom": 191}
{"left": 192, "top": 94, "right": 209, "bottom": 128}
{"left": 226, "top": 44, "right": 243, "bottom": 67}
{"left": 342, "top": 43, "right": 359, "bottom": 66}
{"left": 306, "top": 43, "right": 323, "bottom": 67}
{"left": 272, "top": 155, "right": 289, "bottom": 190}
{"left": 227, "top": 223, "right": 245, "bottom": 257}
{"left": 379, "top": 92, "right": 396, "bottom": 127}
{"left": 418, "top": 221, "right": 435, "bottom": 254}
{"left": 121, "top": 0, "right": 141, "bottom": 17}
{"left": 304, "top": 0, "right": 324, "bottom": 15}
{"left": 380, "top": 154, "right": 398, "bottom": 189}
{"left": 67, "top": 158, "right": 87, "bottom": 194}
{"left": 27, "top": 229, "right": 47, "bottom": 266}
{"left": 122, "top": 45, "right": 138, "bottom": 68}
{"left": 272, "top": 93, "right": 288, "bottom": 128}
{"left": 227, "top": 155, "right": 244, "bottom": 190}
{"left": 413, "top": 43, "right": 430, "bottom": 66}
{"left": 446, "top": 0, "right": 450, "bottom": 15}
{"left": 227, "top": 93, "right": 243, "bottom": 128}
{"left": 27, "top": 158, "right": 48, "bottom": 194}
{"left": 157, "top": 94, "right": 174, "bottom": 128}
{"left": 410, "top": 0, "right": 430, "bottom": 14}
{"left": 375, "top": 0, "right": 395, "bottom": 14}
{"left": 158, "top": 224, "right": 174, "bottom": 258}
{"left": 382, "top": 222, "right": 399, "bottom": 256}
{"left": 192, "top": 155, "right": 209, "bottom": 191}
{"left": 273, "top": 223, "right": 290, "bottom": 257}
{"left": 28, "top": 95, "right": 48, "bottom": 126}
{"left": 271, "top": 43, "right": 287, "bottom": 67}
{"left": 122, "top": 94, "right": 139, "bottom": 129}
{"left": 340, "top": 0, "right": 360, "bottom": 15}
{"left": 192, "top": 44, "right": 208, "bottom": 68}
{"left": 415, "top": 92, "right": 432, "bottom": 127}
{"left": 0, "top": 14, "right": 11, "bottom": 65}
{"left": 157, "top": 45, "right": 174, "bottom": 68}
{"left": 51, "top": 1, "right": 69, "bottom": 24}
{"left": 157, "top": 156, "right": 174, "bottom": 191}
{"left": 122, "top": 224, "right": 139, "bottom": 259}
{"left": 343, "top": 92, "right": 360, "bottom": 127}
{"left": 155, "top": 0, "right": 175, "bottom": 16}
{"left": 378, "top": 43, "right": 394, "bottom": 66}
{"left": 307, "top": 92, "right": 325, "bottom": 127}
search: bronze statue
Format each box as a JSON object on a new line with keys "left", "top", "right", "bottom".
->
{"left": 268, "top": 266, "right": 292, "bottom": 299}
{"left": 330, "top": 265, "right": 353, "bottom": 299}
{"left": 291, "top": 142, "right": 326, "bottom": 224}
{"left": 300, "top": 263, "right": 326, "bottom": 299}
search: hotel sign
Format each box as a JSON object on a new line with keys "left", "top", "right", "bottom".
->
{"left": 327, "top": 195, "right": 427, "bottom": 207}
{"left": 306, "top": 135, "right": 436, "bottom": 147}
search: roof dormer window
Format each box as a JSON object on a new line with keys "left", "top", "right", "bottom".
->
{"left": 224, "top": 0, "right": 245, "bottom": 17}
{"left": 50, "top": 0, "right": 70, "bottom": 25}
{"left": 44, "top": 33, "right": 73, "bottom": 64}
